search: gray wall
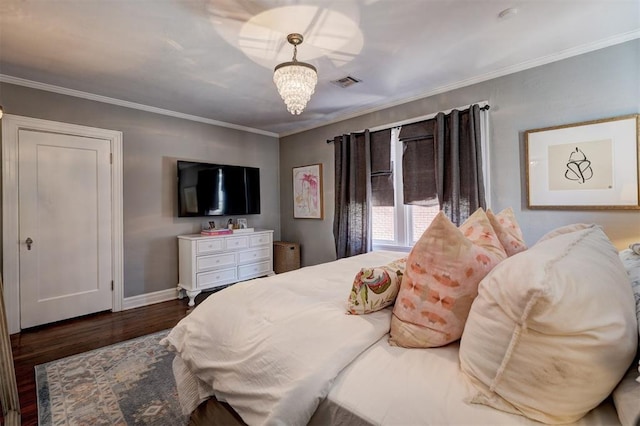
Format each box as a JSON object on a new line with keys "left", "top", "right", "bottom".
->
{"left": 280, "top": 40, "right": 640, "bottom": 267}
{"left": 0, "top": 83, "right": 281, "bottom": 297}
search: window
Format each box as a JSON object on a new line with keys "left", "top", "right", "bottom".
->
{"left": 371, "top": 106, "right": 490, "bottom": 250}
{"left": 372, "top": 128, "right": 440, "bottom": 250}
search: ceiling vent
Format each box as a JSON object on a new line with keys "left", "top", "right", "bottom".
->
{"left": 331, "top": 76, "right": 361, "bottom": 88}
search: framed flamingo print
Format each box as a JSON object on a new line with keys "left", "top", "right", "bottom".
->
{"left": 293, "top": 163, "right": 323, "bottom": 219}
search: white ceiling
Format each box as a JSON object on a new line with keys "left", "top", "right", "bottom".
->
{"left": 1, "top": 0, "right": 638, "bottom": 136}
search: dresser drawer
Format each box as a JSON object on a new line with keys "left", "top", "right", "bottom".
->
{"left": 197, "top": 252, "right": 236, "bottom": 272}
{"left": 225, "top": 236, "right": 249, "bottom": 250}
{"left": 197, "top": 267, "right": 237, "bottom": 289}
{"left": 238, "top": 247, "right": 270, "bottom": 265}
{"left": 250, "top": 233, "right": 271, "bottom": 247}
{"left": 238, "top": 261, "right": 271, "bottom": 280}
{"left": 179, "top": 231, "right": 273, "bottom": 306}
{"left": 197, "top": 239, "right": 224, "bottom": 255}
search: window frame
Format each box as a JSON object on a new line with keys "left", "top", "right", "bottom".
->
{"left": 372, "top": 128, "right": 422, "bottom": 252}
{"left": 371, "top": 106, "right": 491, "bottom": 251}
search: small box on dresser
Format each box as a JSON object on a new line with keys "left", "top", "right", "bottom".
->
{"left": 178, "top": 229, "right": 274, "bottom": 306}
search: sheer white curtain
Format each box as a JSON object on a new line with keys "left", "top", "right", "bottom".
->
{"left": 479, "top": 107, "right": 491, "bottom": 208}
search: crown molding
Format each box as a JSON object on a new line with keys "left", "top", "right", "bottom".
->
{"left": 2, "top": 30, "right": 638, "bottom": 139}
{"left": 279, "top": 30, "right": 640, "bottom": 137}
{"left": 0, "top": 75, "right": 279, "bottom": 138}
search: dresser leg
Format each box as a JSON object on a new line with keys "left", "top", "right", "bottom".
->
{"left": 185, "top": 290, "right": 200, "bottom": 307}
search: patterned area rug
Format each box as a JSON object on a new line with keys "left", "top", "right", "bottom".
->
{"left": 36, "top": 329, "right": 187, "bottom": 425}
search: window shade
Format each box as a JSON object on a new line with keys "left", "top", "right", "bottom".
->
{"left": 400, "top": 119, "right": 439, "bottom": 206}
{"left": 370, "top": 129, "right": 394, "bottom": 207}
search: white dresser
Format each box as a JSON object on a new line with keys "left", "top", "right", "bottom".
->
{"left": 177, "top": 229, "right": 274, "bottom": 306}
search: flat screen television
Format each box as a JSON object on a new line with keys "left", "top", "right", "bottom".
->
{"left": 177, "top": 160, "right": 260, "bottom": 217}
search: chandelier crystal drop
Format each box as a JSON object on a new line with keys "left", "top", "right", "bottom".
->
{"left": 273, "top": 33, "right": 317, "bottom": 115}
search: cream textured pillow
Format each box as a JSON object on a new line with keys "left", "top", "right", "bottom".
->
{"left": 459, "top": 225, "right": 638, "bottom": 424}
{"left": 347, "top": 258, "right": 406, "bottom": 315}
{"left": 486, "top": 207, "right": 527, "bottom": 256}
{"left": 612, "top": 360, "right": 640, "bottom": 426}
{"left": 536, "top": 222, "right": 593, "bottom": 243}
{"left": 390, "top": 209, "right": 506, "bottom": 348}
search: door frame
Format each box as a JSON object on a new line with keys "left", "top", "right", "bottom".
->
{"left": 2, "top": 114, "right": 124, "bottom": 334}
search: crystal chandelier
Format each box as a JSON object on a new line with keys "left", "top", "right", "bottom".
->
{"left": 273, "top": 33, "right": 317, "bottom": 115}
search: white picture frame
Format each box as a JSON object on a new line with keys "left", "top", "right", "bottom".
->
{"left": 293, "top": 163, "right": 324, "bottom": 219}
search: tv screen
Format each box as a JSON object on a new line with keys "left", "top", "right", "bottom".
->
{"left": 177, "top": 160, "right": 260, "bottom": 217}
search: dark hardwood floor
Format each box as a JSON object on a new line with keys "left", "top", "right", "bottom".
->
{"left": 8, "top": 293, "right": 228, "bottom": 425}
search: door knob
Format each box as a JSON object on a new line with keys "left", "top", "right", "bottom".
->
{"left": 25, "top": 237, "right": 33, "bottom": 250}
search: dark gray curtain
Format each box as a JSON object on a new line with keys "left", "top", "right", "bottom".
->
{"left": 333, "top": 131, "right": 372, "bottom": 259}
{"left": 401, "top": 104, "right": 486, "bottom": 226}
{"left": 435, "top": 104, "right": 486, "bottom": 225}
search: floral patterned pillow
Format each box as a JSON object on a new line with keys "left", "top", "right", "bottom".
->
{"left": 612, "top": 246, "right": 640, "bottom": 425}
{"left": 348, "top": 258, "right": 406, "bottom": 315}
{"left": 619, "top": 247, "right": 640, "bottom": 340}
{"left": 390, "top": 209, "right": 506, "bottom": 348}
{"left": 486, "top": 207, "right": 527, "bottom": 256}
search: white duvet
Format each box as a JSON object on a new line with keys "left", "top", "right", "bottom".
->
{"left": 161, "top": 250, "right": 403, "bottom": 426}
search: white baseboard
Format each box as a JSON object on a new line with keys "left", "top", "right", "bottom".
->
{"left": 122, "top": 288, "right": 179, "bottom": 310}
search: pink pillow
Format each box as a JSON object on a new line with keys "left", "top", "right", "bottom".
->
{"left": 390, "top": 209, "right": 506, "bottom": 348}
{"left": 486, "top": 207, "right": 527, "bottom": 256}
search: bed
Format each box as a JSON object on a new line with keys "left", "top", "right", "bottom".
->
{"left": 161, "top": 217, "right": 640, "bottom": 426}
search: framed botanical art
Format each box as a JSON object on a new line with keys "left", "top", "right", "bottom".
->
{"left": 293, "top": 163, "right": 323, "bottom": 219}
{"left": 525, "top": 114, "right": 639, "bottom": 209}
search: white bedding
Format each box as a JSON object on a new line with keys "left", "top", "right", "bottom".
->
{"left": 162, "top": 249, "right": 622, "bottom": 426}
{"left": 310, "top": 338, "right": 620, "bottom": 426}
{"left": 161, "top": 250, "right": 403, "bottom": 426}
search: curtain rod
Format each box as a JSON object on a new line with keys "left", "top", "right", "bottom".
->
{"left": 326, "top": 102, "right": 490, "bottom": 143}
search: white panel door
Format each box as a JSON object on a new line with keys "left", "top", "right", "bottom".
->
{"left": 18, "top": 129, "right": 112, "bottom": 328}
